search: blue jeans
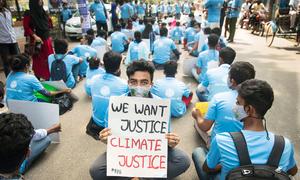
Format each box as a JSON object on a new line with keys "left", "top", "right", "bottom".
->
{"left": 196, "top": 89, "right": 208, "bottom": 102}
{"left": 20, "top": 136, "right": 51, "bottom": 173}
{"left": 192, "top": 147, "right": 220, "bottom": 180}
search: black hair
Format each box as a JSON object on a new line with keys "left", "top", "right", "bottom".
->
{"left": 115, "top": 24, "right": 122, "bottom": 31}
{"left": 103, "top": 51, "right": 122, "bottom": 74}
{"left": 211, "top": 27, "right": 221, "bottom": 36}
{"left": 142, "top": 23, "right": 153, "bottom": 39}
{"left": 229, "top": 61, "right": 256, "bottom": 85}
{"left": 237, "top": 79, "right": 274, "bottom": 118}
{"left": 219, "top": 47, "right": 236, "bottom": 65}
{"left": 160, "top": 27, "right": 168, "bottom": 37}
{"left": 126, "top": 60, "right": 155, "bottom": 81}
{"left": 0, "top": 113, "right": 34, "bottom": 174}
{"left": 189, "top": 20, "right": 196, "bottom": 27}
{"left": 194, "top": 22, "right": 201, "bottom": 28}
{"left": 88, "top": 57, "right": 100, "bottom": 70}
{"left": 134, "top": 31, "right": 142, "bottom": 43}
{"left": 0, "top": 0, "right": 9, "bottom": 11}
{"left": 121, "top": 21, "right": 127, "bottom": 29}
{"left": 189, "top": 13, "right": 194, "bottom": 17}
{"left": 164, "top": 61, "right": 178, "bottom": 77}
{"left": 54, "top": 39, "right": 68, "bottom": 54}
{"left": 176, "top": 22, "right": 180, "bottom": 26}
{"left": 208, "top": 34, "right": 219, "bottom": 48}
{"left": 86, "top": 29, "right": 95, "bottom": 45}
{"left": 138, "top": 19, "right": 143, "bottom": 25}
{"left": 97, "top": 29, "right": 107, "bottom": 38}
{"left": 10, "top": 54, "right": 30, "bottom": 72}
{"left": 203, "top": 27, "right": 211, "bottom": 35}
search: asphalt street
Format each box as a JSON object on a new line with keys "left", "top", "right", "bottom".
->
{"left": 23, "top": 28, "right": 300, "bottom": 180}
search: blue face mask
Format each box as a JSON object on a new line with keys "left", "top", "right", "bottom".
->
{"left": 232, "top": 104, "right": 248, "bottom": 121}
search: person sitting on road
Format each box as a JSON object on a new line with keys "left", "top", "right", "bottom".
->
{"left": 0, "top": 113, "right": 62, "bottom": 178}
{"left": 6, "top": 54, "right": 70, "bottom": 102}
{"left": 192, "top": 61, "right": 256, "bottom": 146}
{"left": 151, "top": 61, "right": 193, "bottom": 118}
{"left": 192, "top": 34, "right": 219, "bottom": 83}
{"left": 86, "top": 51, "right": 128, "bottom": 140}
{"left": 192, "top": 79, "right": 298, "bottom": 180}
{"left": 111, "top": 24, "right": 130, "bottom": 54}
{"left": 183, "top": 20, "right": 196, "bottom": 49}
{"left": 152, "top": 27, "right": 181, "bottom": 70}
{"left": 170, "top": 21, "right": 184, "bottom": 44}
{"left": 125, "top": 31, "right": 150, "bottom": 65}
{"left": 90, "top": 29, "right": 108, "bottom": 50}
{"left": 196, "top": 47, "right": 235, "bottom": 102}
{"left": 89, "top": 60, "right": 191, "bottom": 179}
{"left": 188, "top": 23, "right": 202, "bottom": 57}
{"left": 49, "top": 39, "right": 83, "bottom": 88}
{"left": 211, "top": 27, "right": 228, "bottom": 51}
{"left": 70, "top": 34, "right": 98, "bottom": 79}
{"left": 84, "top": 57, "right": 105, "bottom": 96}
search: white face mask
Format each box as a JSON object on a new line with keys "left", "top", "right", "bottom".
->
{"left": 232, "top": 104, "right": 248, "bottom": 121}
{"left": 129, "top": 86, "right": 151, "bottom": 97}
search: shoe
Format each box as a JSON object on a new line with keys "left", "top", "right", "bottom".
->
{"left": 228, "top": 40, "right": 234, "bottom": 43}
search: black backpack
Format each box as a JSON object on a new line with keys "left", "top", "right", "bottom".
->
{"left": 50, "top": 55, "right": 68, "bottom": 82}
{"left": 51, "top": 93, "right": 73, "bottom": 115}
{"left": 226, "top": 132, "right": 291, "bottom": 180}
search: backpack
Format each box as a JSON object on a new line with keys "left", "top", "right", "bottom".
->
{"left": 226, "top": 132, "right": 291, "bottom": 180}
{"left": 51, "top": 93, "right": 73, "bottom": 115}
{"left": 50, "top": 55, "right": 68, "bottom": 82}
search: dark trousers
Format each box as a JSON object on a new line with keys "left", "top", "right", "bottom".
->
{"left": 86, "top": 117, "right": 105, "bottom": 140}
{"left": 228, "top": 17, "right": 238, "bottom": 41}
{"left": 96, "top": 21, "right": 108, "bottom": 38}
{"left": 111, "top": 17, "right": 118, "bottom": 31}
{"left": 0, "top": 43, "right": 20, "bottom": 77}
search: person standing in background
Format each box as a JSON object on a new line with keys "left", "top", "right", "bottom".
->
{"left": 226, "top": 0, "right": 242, "bottom": 42}
{"left": 0, "top": 0, "right": 20, "bottom": 77}
{"left": 23, "top": 0, "right": 54, "bottom": 80}
{"left": 90, "top": 0, "right": 108, "bottom": 36}
{"left": 111, "top": 0, "right": 118, "bottom": 31}
{"left": 60, "top": 1, "right": 72, "bottom": 38}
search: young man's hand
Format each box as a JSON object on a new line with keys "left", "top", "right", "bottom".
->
{"left": 192, "top": 108, "right": 203, "bottom": 120}
{"left": 166, "top": 133, "right": 180, "bottom": 148}
{"left": 99, "top": 128, "right": 111, "bottom": 144}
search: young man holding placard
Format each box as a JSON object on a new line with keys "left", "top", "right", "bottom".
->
{"left": 89, "top": 61, "right": 190, "bottom": 179}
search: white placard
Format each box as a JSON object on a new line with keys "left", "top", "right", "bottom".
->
{"left": 7, "top": 100, "right": 60, "bottom": 143}
{"left": 107, "top": 96, "right": 170, "bottom": 178}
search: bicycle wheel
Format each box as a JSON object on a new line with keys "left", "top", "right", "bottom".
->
{"left": 266, "top": 24, "right": 276, "bottom": 47}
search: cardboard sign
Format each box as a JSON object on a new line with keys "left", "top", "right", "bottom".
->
{"left": 107, "top": 96, "right": 170, "bottom": 178}
{"left": 7, "top": 100, "right": 60, "bottom": 143}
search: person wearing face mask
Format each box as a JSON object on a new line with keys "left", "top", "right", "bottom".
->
{"left": 89, "top": 60, "right": 191, "bottom": 180}
{"left": 151, "top": 61, "right": 193, "bottom": 118}
{"left": 188, "top": 23, "right": 202, "bottom": 57}
{"left": 5, "top": 54, "right": 71, "bottom": 102}
{"left": 89, "top": 0, "right": 108, "bottom": 36}
{"left": 196, "top": 47, "right": 235, "bottom": 102}
{"left": 192, "top": 61, "right": 255, "bottom": 147}
{"left": 192, "top": 79, "right": 298, "bottom": 180}
{"left": 86, "top": 51, "right": 128, "bottom": 140}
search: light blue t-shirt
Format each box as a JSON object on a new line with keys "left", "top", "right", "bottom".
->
{"left": 121, "top": 3, "right": 131, "bottom": 19}
{"left": 111, "top": 31, "right": 128, "bottom": 53}
{"left": 227, "top": 0, "right": 243, "bottom": 18}
{"left": 204, "top": 0, "right": 224, "bottom": 23}
{"left": 84, "top": 67, "right": 105, "bottom": 96}
{"left": 151, "top": 77, "right": 191, "bottom": 117}
{"left": 48, "top": 54, "right": 80, "bottom": 88}
{"left": 71, "top": 45, "right": 97, "bottom": 77}
{"left": 61, "top": 8, "right": 72, "bottom": 23}
{"left": 6, "top": 72, "right": 44, "bottom": 102}
{"left": 135, "top": 24, "right": 145, "bottom": 33}
{"left": 128, "top": 41, "right": 140, "bottom": 62}
{"left": 90, "top": 2, "right": 106, "bottom": 22}
{"left": 201, "top": 64, "right": 230, "bottom": 101}
{"left": 167, "top": 5, "right": 173, "bottom": 13}
{"left": 91, "top": 37, "right": 107, "bottom": 48}
{"left": 171, "top": 27, "right": 184, "bottom": 42}
{"left": 183, "top": 3, "right": 191, "bottom": 14}
{"left": 153, "top": 37, "right": 177, "bottom": 64}
{"left": 89, "top": 73, "right": 128, "bottom": 127}
{"left": 137, "top": 4, "right": 145, "bottom": 15}
{"left": 207, "top": 130, "right": 297, "bottom": 180}
{"left": 196, "top": 49, "right": 219, "bottom": 82}
{"left": 175, "top": 4, "right": 181, "bottom": 13}
{"left": 205, "top": 90, "right": 243, "bottom": 139}
{"left": 184, "top": 27, "right": 196, "bottom": 44}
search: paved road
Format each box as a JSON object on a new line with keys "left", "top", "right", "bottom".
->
{"left": 25, "top": 28, "right": 300, "bottom": 180}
